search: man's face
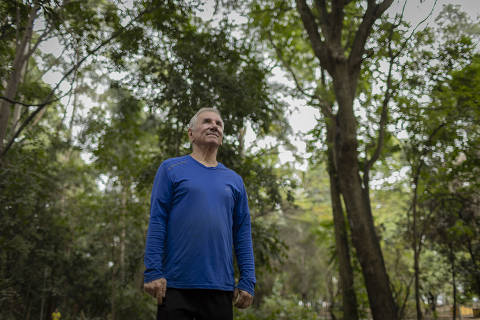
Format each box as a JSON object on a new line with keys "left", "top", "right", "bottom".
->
{"left": 188, "top": 111, "right": 224, "bottom": 147}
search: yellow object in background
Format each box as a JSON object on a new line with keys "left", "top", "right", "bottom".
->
{"left": 51, "top": 309, "right": 61, "bottom": 320}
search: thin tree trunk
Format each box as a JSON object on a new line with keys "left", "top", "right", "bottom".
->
{"left": 412, "top": 174, "right": 423, "bottom": 320}
{"left": 238, "top": 125, "right": 246, "bottom": 158}
{"left": 327, "top": 121, "right": 359, "bottom": 320}
{"left": 0, "top": 1, "right": 38, "bottom": 152}
{"left": 39, "top": 267, "right": 48, "bottom": 320}
{"left": 66, "top": 74, "right": 81, "bottom": 149}
{"left": 10, "top": 31, "right": 32, "bottom": 138}
{"left": 451, "top": 246, "right": 457, "bottom": 320}
{"left": 414, "top": 245, "right": 422, "bottom": 320}
{"left": 120, "top": 185, "right": 127, "bottom": 284}
{"left": 465, "top": 238, "right": 480, "bottom": 296}
{"left": 112, "top": 247, "right": 116, "bottom": 320}
{"left": 326, "top": 274, "right": 338, "bottom": 320}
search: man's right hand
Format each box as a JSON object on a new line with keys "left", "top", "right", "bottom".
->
{"left": 144, "top": 278, "right": 167, "bottom": 305}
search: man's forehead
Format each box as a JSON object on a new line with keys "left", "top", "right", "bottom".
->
{"left": 198, "top": 111, "right": 223, "bottom": 121}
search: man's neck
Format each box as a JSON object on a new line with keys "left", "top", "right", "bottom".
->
{"left": 190, "top": 146, "right": 218, "bottom": 167}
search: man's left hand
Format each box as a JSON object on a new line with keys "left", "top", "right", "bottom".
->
{"left": 233, "top": 288, "right": 253, "bottom": 309}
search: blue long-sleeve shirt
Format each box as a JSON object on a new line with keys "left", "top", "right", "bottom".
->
{"left": 144, "top": 155, "right": 256, "bottom": 295}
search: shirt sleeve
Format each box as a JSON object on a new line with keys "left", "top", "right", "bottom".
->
{"left": 144, "top": 162, "right": 173, "bottom": 283}
{"left": 233, "top": 179, "right": 256, "bottom": 296}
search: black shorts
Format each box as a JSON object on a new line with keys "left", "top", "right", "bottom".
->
{"left": 157, "top": 288, "right": 233, "bottom": 320}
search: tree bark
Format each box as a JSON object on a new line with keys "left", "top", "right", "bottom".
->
{"left": 465, "top": 238, "right": 480, "bottom": 296}
{"left": 414, "top": 244, "right": 422, "bottom": 320}
{"left": 412, "top": 177, "right": 423, "bottom": 320}
{"left": 120, "top": 184, "right": 127, "bottom": 284}
{"left": 111, "top": 245, "right": 116, "bottom": 320}
{"left": 327, "top": 120, "right": 359, "bottom": 320}
{"left": 451, "top": 247, "right": 457, "bottom": 320}
{"left": 333, "top": 70, "right": 397, "bottom": 320}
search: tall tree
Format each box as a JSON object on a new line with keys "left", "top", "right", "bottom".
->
{"left": 242, "top": 0, "right": 401, "bottom": 318}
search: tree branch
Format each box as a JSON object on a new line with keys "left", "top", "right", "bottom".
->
{"left": 295, "top": 0, "right": 330, "bottom": 71}
{"left": 396, "top": 0, "right": 438, "bottom": 58}
{"left": 32, "top": 47, "right": 69, "bottom": 83}
{"left": 330, "top": 0, "right": 346, "bottom": 46}
{"left": 313, "top": 0, "right": 330, "bottom": 36}
{"left": 363, "top": 17, "right": 398, "bottom": 187}
{"left": 363, "top": 0, "right": 440, "bottom": 187}
{"left": 349, "top": 0, "right": 393, "bottom": 69}
{"left": 27, "top": 23, "right": 55, "bottom": 58}
{"left": 267, "top": 35, "right": 315, "bottom": 99}
{"left": 0, "top": 96, "right": 59, "bottom": 107}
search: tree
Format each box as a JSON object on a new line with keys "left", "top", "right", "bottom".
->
{"left": 394, "top": 5, "right": 480, "bottom": 318}
{"left": 294, "top": 3, "right": 399, "bottom": 318}
{"left": 241, "top": 0, "right": 405, "bottom": 318}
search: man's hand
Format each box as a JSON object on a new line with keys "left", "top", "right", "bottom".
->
{"left": 233, "top": 288, "right": 253, "bottom": 309}
{"left": 144, "top": 278, "right": 167, "bottom": 305}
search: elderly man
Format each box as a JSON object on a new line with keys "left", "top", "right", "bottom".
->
{"left": 144, "top": 108, "right": 256, "bottom": 320}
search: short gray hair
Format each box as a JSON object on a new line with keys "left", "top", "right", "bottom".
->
{"left": 188, "top": 108, "right": 223, "bottom": 129}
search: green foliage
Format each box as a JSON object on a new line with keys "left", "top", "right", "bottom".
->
{"left": 392, "top": 4, "right": 480, "bottom": 308}
{"left": 0, "top": 120, "right": 106, "bottom": 318}
{"left": 2, "top": 1, "right": 293, "bottom": 318}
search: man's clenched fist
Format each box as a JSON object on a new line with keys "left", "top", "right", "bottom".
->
{"left": 144, "top": 278, "right": 167, "bottom": 304}
{"left": 233, "top": 288, "right": 253, "bottom": 309}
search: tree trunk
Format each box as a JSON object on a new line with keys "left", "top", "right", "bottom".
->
{"left": 111, "top": 247, "right": 116, "bottom": 320}
{"left": 238, "top": 125, "right": 246, "bottom": 158}
{"left": 414, "top": 245, "right": 422, "bottom": 320}
{"left": 39, "top": 267, "right": 48, "bottom": 320}
{"left": 326, "top": 274, "right": 338, "bottom": 320}
{"left": 451, "top": 247, "right": 457, "bottom": 320}
{"left": 426, "top": 292, "right": 437, "bottom": 317}
{"left": 465, "top": 238, "right": 480, "bottom": 296}
{"left": 334, "top": 69, "right": 397, "bottom": 320}
{"left": 411, "top": 170, "right": 423, "bottom": 320}
{"left": 0, "top": 2, "right": 38, "bottom": 152}
{"left": 120, "top": 185, "right": 127, "bottom": 283}
{"left": 327, "top": 121, "right": 359, "bottom": 320}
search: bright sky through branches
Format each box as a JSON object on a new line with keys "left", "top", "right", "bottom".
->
{"left": 39, "top": 0, "right": 479, "bottom": 172}
{"left": 197, "top": 0, "right": 480, "bottom": 173}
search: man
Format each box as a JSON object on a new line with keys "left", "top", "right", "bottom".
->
{"left": 144, "top": 108, "right": 256, "bottom": 320}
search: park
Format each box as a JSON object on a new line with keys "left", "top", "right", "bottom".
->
{"left": 1, "top": 0, "right": 479, "bottom": 319}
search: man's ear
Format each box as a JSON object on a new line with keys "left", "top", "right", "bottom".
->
{"left": 188, "top": 128, "right": 193, "bottom": 142}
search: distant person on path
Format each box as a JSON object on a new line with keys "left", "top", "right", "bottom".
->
{"left": 51, "top": 308, "right": 61, "bottom": 320}
{"left": 143, "top": 108, "right": 256, "bottom": 320}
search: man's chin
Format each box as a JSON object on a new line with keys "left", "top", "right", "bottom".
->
{"left": 196, "top": 140, "right": 221, "bottom": 148}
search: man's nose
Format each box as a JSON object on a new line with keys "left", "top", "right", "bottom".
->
{"left": 209, "top": 123, "right": 220, "bottom": 131}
